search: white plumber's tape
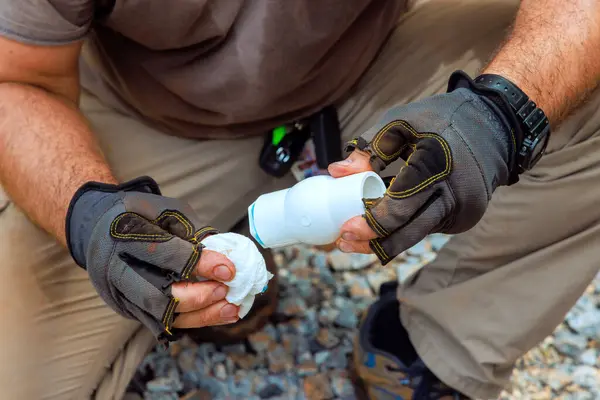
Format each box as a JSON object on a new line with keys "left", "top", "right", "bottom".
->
{"left": 200, "top": 232, "right": 273, "bottom": 318}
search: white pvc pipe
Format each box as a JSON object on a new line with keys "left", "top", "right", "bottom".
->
{"left": 248, "top": 171, "right": 386, "bottom": 248}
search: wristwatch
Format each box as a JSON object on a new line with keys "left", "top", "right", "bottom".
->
{"left": 475, "top": 74, "right": 551, "bottom": 173}
{"left": 448, "top": 71, "right": 551, "bottom": 181}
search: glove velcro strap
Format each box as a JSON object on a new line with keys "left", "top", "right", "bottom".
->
{"left": 66, "top": 176, "right": 162, "bottom": 269}
{"left": 447, "top": 70, "right": 521, "bottom": 185}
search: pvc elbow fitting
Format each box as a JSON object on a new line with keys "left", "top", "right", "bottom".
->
{"left": 248, "top": 171, "right": 386, "bottom": 248}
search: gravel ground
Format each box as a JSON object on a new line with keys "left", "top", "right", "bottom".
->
{"left": 139, "top": 234, "right": 600, "bottom": 399}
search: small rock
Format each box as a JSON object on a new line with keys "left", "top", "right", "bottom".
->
{"left": 529, "top": 386, "right": 552, "bottom": 400}
{"left": 333, "top": 296, "right": 352, "bottom": 309}
{"left": 211, "top": 352, "right": 226, "bottom": 364}
{"left": 394, "top": 258, "right": 425, "bottom": 283}
{"left": 146, "top": 372, "right": 183, "bottom": 393}
{"left": 346, "top": 274, "right": 373, "bottom": 298}
{"left": 330, "top": 372, "right": 354, "bottom": 398}
{"left": 406, "top": 239, "right": 429, "bottom": 256}
{"left": 277, "top": 297, "right": 307, "bottom": 317}
{"left": 229, "top": 353, "right": 261, "bottom": 369}
{"left": 296, "top": 335, "right": 311, "bottom": 356}
{"left": 303, "top": 373, "right": 334, "bottom": 400}
{"left": 146, "top": 352, "right": 178, "bottom": 378}
{"left": 273, "top": 251, "right": 286, "bottom": 267}
{"left": 214, "top": 363, "right": 227, "bottom": 380}
{"left": 316, "top": 328, "right": 340, "bottom": 349}
{"left": 355, "top": 298, "right": 374, "bottom": 314}
{"left": 249, "top": 331, "right": 273, "bottom": 353}
{"left": 563, "top": 391, "right": 596, "bottom": 400}
{"left": 281, "top": 246, "right": 298, "bottom": 261}
{"left": 177, "top": 349, "right": 197, "bottom": 372}
{"left": 572, "top": 365, "right": 600, "bottom": 389}
{"left": 325, "top": 347, "right": 349, "bottom": 370}
{"left": 169, "top": 342, "right": 182, "bottom": 358}
{"left": 318, "top": 307, "right": 339, "bottom": 325}
{"left": 257, "top": 383, "right": 284, "bottom": 399}
{"left": 227, "top": 376, "right": 253, "bottom": 399}
{"left": 334, "top": 306, "right": 358, "bottom": 329}
{"left": 553, "top": 330, "right": 589, "bottom": 357}
{"left": 428, "top": 234, "right": 450, "bottom": 251}
{"left": 263, "top": 323, "right": 279, "bottom": 339}
{"left": 197, "top": 376, "right": 227, "bottom": 399}
{"left": 420, "top": 251, "right": 437, "bottom": 264}
{"left": 544, "top": 368, "right": 572, "bottom": 391}
{"left": 222, "top": 343, "right": 246, "bottom": 355}
{"left": 225, "top": 358, "right": 235, "bottom": 376}
{"left": 321, "top": 288, "right": 334, "bottom": 300}
{"left": 314, "top": 351, "right": 330, "bottom": 366}
{"left": 181, "top": 368, "right": 208, "bottom": 390}
{"left": 578, "top": 348, "right": 599, "bottom": 366}
{"left": 297, "top": 354, "right": 318, "bottom": 376}
{"left": 280, "top": 333, "right": 297, "bottom": 354}
{"left": 298, "top": 308, "right": 319, "bottom": 337}
{"left": 197, "top": 343, "right": 216, "bottom": 363}
{"left": 297, "top": 280, "right": 317, "bottom": 301}
{"left": 566, "top": 309, "right": 600, "bottom": 339}
{"left": 366, "top": 269, "right": 397, "bottom": 293}
{"left": 313, "top": 254, "right": 336, "bottom": 287}
{"left": 267, "top": 345, "right": 293, "bottom": 374}
{"left": 287, "top": 258, "right": 308, "bottom": 271}
{"left": 329, "top": 250, "right": 377, "bottom": 271}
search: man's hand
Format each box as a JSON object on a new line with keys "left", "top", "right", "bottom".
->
{"left": 67, "top": 176, "right": 239, "bottom": 342}
{"left": 329, "top": 86, "right": 513, "bottom": 265}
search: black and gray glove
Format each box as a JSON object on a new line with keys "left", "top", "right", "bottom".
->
{"left": 346, "top": 71, "right": 520, "bottom": 265}
{"left": 66, "top": 176, "right": 217, "bottom": 342}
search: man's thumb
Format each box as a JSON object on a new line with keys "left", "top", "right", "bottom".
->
{"left": 328, "top": 150, "right": 373, "bottom": 178}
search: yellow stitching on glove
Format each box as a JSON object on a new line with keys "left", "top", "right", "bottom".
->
{"left": 364, "top": 209, "right": 389, "bottom": 237}
{"left": 371, "top": 121, "right": 412, "bottom": 161}
{"left": 384, "top": 121, "right": 451, "bottom": 199}
{"left": 162, "top": 297, "right": 180, "bottom": 335}
{"left": 110, "top": 213, "right": 173, "bottom": 241}
{"left": 155, "top": 211, "right": 194, "bottom": 238}
{"left": 370, "top": 239, "right": 389, "bottom": 263}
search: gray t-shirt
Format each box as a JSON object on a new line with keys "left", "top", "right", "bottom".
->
{"left": 0, "top": 0, "right": 404, "bottom": 139}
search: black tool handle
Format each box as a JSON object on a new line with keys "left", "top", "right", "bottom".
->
{"left": 310, "top": 106, "right": 343, "bottom": 169}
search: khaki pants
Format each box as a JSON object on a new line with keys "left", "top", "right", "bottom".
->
{"left": 1, "top": 0, "right": 598, "bottom": 399}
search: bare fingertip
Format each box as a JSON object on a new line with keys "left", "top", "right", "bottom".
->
{"left": 220, "top": 304, "right": 239, "bottom": 319}
{"left": 213, "top": 265, "right": 233, "bottom": 281}
{"left": 338, "top": 241, "right": 354, "bottom": 253}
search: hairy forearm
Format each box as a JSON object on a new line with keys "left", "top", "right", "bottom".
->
{"left": 484, "top": 0, "right": 600, "bottom": 127}
{"left": 0, "top": 83, "right": 116, "bottom": 245}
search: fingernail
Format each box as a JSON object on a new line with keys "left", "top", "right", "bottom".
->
{"left": 334, "top": 158, "right": 353, "bottom": 166}
{"left": 213, "top": 265, "right": 232, "bottom": 281}
{"left": 212, "top": 285, "right": 227, "bottom": 301}
{"left": 339, "top": 241, "right": 354, "bottom": 253}
{"left": 342, "top": 232, "right": 359, "bottom": 241}
{"left": 220, "top": 304, "right": 238, "bottom": 319}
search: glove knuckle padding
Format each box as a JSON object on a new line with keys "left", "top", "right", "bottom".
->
{"left": 357, "top": 89, "right": 511, "bottom": 264}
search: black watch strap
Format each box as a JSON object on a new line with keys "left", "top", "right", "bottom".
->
{"left": 474, "top": 74, "right": 551, "bottom": 173}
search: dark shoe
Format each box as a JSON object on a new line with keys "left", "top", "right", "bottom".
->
{"left": 184, "top": 216, "right": 279, "bottom": 345}
{"left": 352, "top": 281, "right": 469, "bottom": 400}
